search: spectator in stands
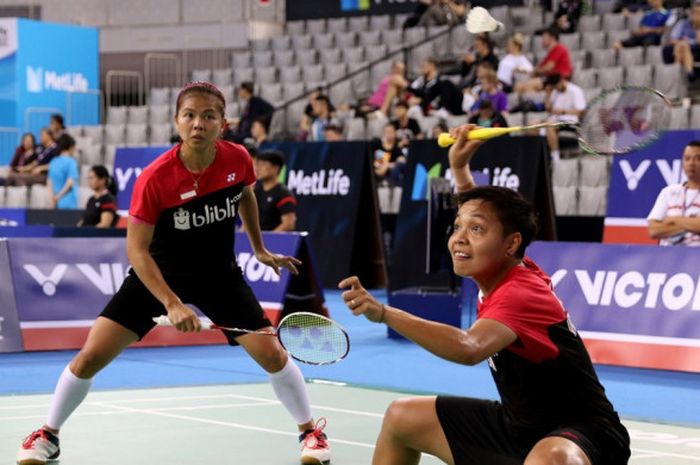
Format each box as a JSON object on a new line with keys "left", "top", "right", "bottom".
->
{"left": 7, "top": 127, "right": 58, "bottom": 186}
{"left": 308, "top": 95, "right": 341, "bottom": 142}
{"left": 538, "top": 73, "right": 586, "bottom": 162}
{"left": 47, "top": 134, "right": 79, "bottom": 209}
{"left": 372, "top": 123, "right": 407, "bottom": 185}
{"left": 78, "top": 165, "right": 119, "bottom": 228}
{"left": 470, "top": 70, "right": 508, "bottom": 114}
{"left": 0, "top": 133, "right": 42, "bottom": 186}
{"left": 662, "top": 2, "right": 700, "bottom": 81}
{"left": 49, "top": 113, "right": 68, "bottom": 143}
{"left": 448, "top": 34, "right": 500, "bottom": 90}
{"left": 365, "top": 61, "right": 409, "bottom": 117}
{"left": 409, "top": 58, "right": 465, "bottom": 117}
{"left": 403, "top": 0, "right": 433, "bottom": 28}
{"left": 537, "top": 0, "right": 583, "bottom": 34}
{"left": 514, "top": 28, "right": 572, "bottom": 95}
{"left": 391, "top": 101, "right": 423, "bottom": 146}
{"left": 613, "top": 0, "right": 670, "bottom": 50}
{"left": 469, "top": 99, "right": 509, "bottom": 129}
{"left": 324, "top": 123, "right": 345, "bottom": 142}
{"left": 417, "top": 0, "right": 469, "bottom": 27}
{"left": 431, "top": 120, "right": 450, "bottom": 139}
{"left": 248, "top": 117, "right": 270, "bottom": 148}
{"left": 253, "top": 150, "right": 297, "bottom": 232}
{"left": 648, "top": 140, "right": 700, "bottom": 245}
{"left": 613, "top": 0, "right": 651, "bottom": 13}
{"left": 498, "top": 34, "right": 534, "bottom": 93}
{"left": 300, "top": 88, "right": 336, "bottom": 140}
{"left": 230, "top": 82, "right": 274, "bottom": 143}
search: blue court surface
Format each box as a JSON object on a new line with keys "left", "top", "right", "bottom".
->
{"left": 1, "top": 290, "right": 699, "bottom": 464}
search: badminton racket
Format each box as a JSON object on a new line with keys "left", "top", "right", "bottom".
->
{"left": 153, "top": 311, "right": 350, "bottom": 365}
{"left": 438, "top": 85, "right": 672, "bottom": 155}
{"left": 466, "top": 6, "right": 504, "bottom": 33}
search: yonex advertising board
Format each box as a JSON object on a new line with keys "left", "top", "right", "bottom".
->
{"left": 604, "top": 129, "right": 700, "bottom": 244}
{"left": 528, "top": 241, "right": 700, "bottom": 373}
{"left": 0, "top": 18, "right": 98, "bottom": 149}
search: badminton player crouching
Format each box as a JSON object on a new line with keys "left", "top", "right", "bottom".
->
{"left": 16, "top": 82, "right": 331, "bottom": 465}
{"left": 339, "top": 124, "right": 630, "bottom": 465}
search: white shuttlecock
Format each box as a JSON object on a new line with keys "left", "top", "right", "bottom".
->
{"left": 465, "top": 6, "right": 504, "bottom": 34}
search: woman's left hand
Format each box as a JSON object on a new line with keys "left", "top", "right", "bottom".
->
{"left": 255, "top": 249, "right": 302, "bottom": 275}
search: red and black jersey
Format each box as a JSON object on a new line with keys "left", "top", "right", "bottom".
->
{"left": 478, "top": 258, "right": 626, "bottom": 443}
{"left": 129, "top": 139, "right": 256, "bottom": 275}
{"left": 81, "top": 192, "right": 119, "bottom": 227}
{"left": 253, "top": 181, "right": 297, "bottom": 231}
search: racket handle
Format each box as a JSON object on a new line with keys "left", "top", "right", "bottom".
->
{"left": 152, "top": 315, "right": 213, "bottom": 330}
{"left": 437, "top": 126, "right": 523, "bottom": 148}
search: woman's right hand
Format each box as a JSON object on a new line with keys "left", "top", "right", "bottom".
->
{"left": 165, "top": 302, "right": 202, "bottom": 332}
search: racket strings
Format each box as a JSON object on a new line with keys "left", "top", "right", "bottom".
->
{"left": 278, "top": 313, "right": 349, "bottom": 365}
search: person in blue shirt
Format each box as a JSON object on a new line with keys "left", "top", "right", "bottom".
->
{"left": 663, "top": 2, "right": 700, "bottom": 80}
{"left": 47, "top": 134, "right": 79, "bottom": 209}
{"left": 613, "top": 0, "right": 670, "bottom": 49}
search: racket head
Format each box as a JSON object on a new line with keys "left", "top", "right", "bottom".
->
{"left": 277, "top": 311, "right": 350, "bottom": 365}
{"left": 578, "top": 85, "right": 672, "bottom": 156}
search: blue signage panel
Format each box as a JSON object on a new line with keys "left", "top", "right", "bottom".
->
{"left": 114, "top": 146, "right": 167, "bottom": 210}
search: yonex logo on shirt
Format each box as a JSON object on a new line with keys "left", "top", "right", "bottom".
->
{"left": 227, "top": 172, "right": 236, "bottom": 182}
{"left": 173, "top": 194, "right": 241, "bottom": 231}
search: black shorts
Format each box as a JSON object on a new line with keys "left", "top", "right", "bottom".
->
{"left": 101, "top": 267, "right": 271, "bottom": 345}
{"left": 435, "top": 396, "right": 630, "bottom": 465}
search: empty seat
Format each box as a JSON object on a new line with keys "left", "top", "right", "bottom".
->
{"left": 690, "top": 104, "right": 700, "bottom": 128}
{"left": 644, "top": 45, "right": 663, "bottom": 65}
{"left": 654, "top": 63, "right": 686, "bottom": 100}
{"left": 312, "top": 32, "right": 335, "bottom": 48}
{"left": 104, "top": 124, "right": 126, "bottom": 145}
{"left": 579, "top": 156, "right": 610, "bottom": 187}
{"left": 602, "top": 13, "right": 626, "bottom": 31}
{"left": 6, "top": 186, "right": 28, "bottom": 208}
{"left": 280, "top": 66, "right": 302, "bottom": 83}
{"left": 591, "top": 49, "right": 616, "bottom": 68}
{"left": 296, "top": 49, "right": 317, "bottom": 66}
{"left": 325, "top": 62, "right": 349, "bottom": 82}
{"left": 220, "top": 85, "right": 235, "bottom": 104}
{"left": 360, "top": 30, "right": 381, "bottom": 47}
{"left": 366, "top": 44, "right": 389, "bottom": 62}
{"left": 369, "top": 14, "right": 391, "bottom": 31}
{"left": 552, "top": 185, "right": 578, "bottom": 215}
{"left": 149, "top": 87, "right": 170, "bottom": 105}
{"left": 106, "top": 106, "right": 127, "bottom": 125}
{"left": 0, "top": 186, "right": 5, "bottom": 207}
{"left": 327, "top": 17, "right": 347, "bottom": 33}
{"left": 79, "top": 143, "right": 103, "bottom": 166}
{"left": 256, "top": 67, "right": 278, "bottom": 84}
{"left": 582, "top": 31, "right": 606, "bottom": 51}
{"left": 606, "top": 29, "right": 629, "bottom": 48}
{"left": 252, "top": 51, "right": 273, "bottom": 68}
{"left": 291, "top": 34, "right": 313, "bottom": 50}
{"left": 148, "top": 105, "right": 170, "bottom": 125}
{"left": 282, "top": 82, "right": 305, "bottom": 101}
{"left": 572, "top": 68, "right": 597, "bottom": 88}
{"left": 597, "top": 66, "right": 624, "bottom": 87}
{"left": 271, "top": 35, "right": 291, "bottom": 51}
{"left": 343, "top": 46, "right": 365, "bottom": 64}
{"left": 305, "top": 18, "right": 326, "bottom": 34}
{"left": 78, "top": 186, "right": 92, "bottom": 209}
{"left": 191, "top": 68, "right": 212, "bottom": 82}
{"left": 232, "top": 52, "right": 252, "bottom": 68}
{"left": 560, "top": 33, "right": 580, "bottom": 51}
{"left": 551, "top": 159, "right": 580, "bottom": 187}
{"left": 320, "top": 48, "right": 342, "bottom": 65}
{"left": 348, "top": 16, "right": 369, "bottom": 32}
{"left": 212, "top": 69, "right": 232, "bottom": 87}
{"left": 286, "top": 20, "right": 305, "bottom": 35}
{"left": 260, "top": 83, "right": 283, "bottom": 103}
{"left": 669, "top": 106, "right": 690, "bottom": 130}
{"left": 381, "top": 29, "right": 404, "bottom": 48}
{"left": 150, "top": 123, "right": 173, "bottom": 146}
{"left": 624, "top": 64, "right": 652, "bottom": 87}
{"left": 273, "top": 50, "right": 295, "bottom": 67}
{"left": 618, "top": 47, "right": 644, "bottom": 66}
{"left": 233, "top": 67, "right": 255, "bottom": 86}
{"left": 127, "top": 106, "right": 148, "bottom": 124}
{"left": 404, "top": 27, "right": 426, "bottom": 45}
{"left": 126, "top": 124, "right": 148, "bottom": 146}
{"left": 335, "top": 31, "right": 357, "bottom": 48}
{"left": 103, "top": 145, "right": 118, "bottom": 166}
{"left": 301, "top": 64, "right": 325, "bottom": 83}
{"left": 578, "top": 15, "right": 601, "bottom": 32}
{"left": 29, "top": 184, "right": 51, "bottom": 208}
{"left": 82, "top": 125, "right": 104, "bottom": 145}
{"left": 249, "top": 38, "right": 270, "bottom": 52}
{"left": 577, "top": 186, "right": 608, "bottom": 216}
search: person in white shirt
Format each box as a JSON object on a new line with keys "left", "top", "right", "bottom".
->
{"left": 542, "top": 73, "right": 586, "bottom": 161}
{"left": 497, "top": 34, "right": 534, "bottom": 92}
{"left": 648, "top": 141, "right": 700, "bottom": 246}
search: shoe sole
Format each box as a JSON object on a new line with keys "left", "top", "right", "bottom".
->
{"left": 300, "top": 456, "right": 330, "bottom": 465}
{"left": 17, "top": 461, "right": 50, "bottom": 465}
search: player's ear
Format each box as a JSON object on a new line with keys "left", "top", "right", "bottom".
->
{"left": 506, "top": 232, "right": 522, "bottom": 257}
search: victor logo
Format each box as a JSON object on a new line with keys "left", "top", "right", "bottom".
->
{"left": 287, "top": 169, "right": 350, "bottom": 196}
{"left": 619, "top": 159, "right": 686, "bottom": 190}
{"left": 23, "top": 263, "right": 128, "bottom": 296}
{"left": 172, "top": 195, "right": 240, "bottom": 231}
{"left": 115, "top": 167, "right": 143, "bottom": 192}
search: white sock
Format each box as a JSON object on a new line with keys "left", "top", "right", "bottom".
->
{"left": 551, "top": 150, "right": 561, "bottom": 162}
{"left": 269, "top": 359, "right": 312, "bottom": 426}
{"left": 46, "top": 365, "right": 93, "bottom": 431}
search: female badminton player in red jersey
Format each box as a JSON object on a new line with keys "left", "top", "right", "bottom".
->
{"left": 17, "top": 82, "right": 330, "bottom": 465}
{"left": 339, "top": 124, "right": 630, "bottom": 465}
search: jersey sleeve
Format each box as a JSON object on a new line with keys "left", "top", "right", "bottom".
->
{"left": 100, "top": 194, "right": 118, "bottom": 213}
{"left": 480, "top": 280, "right": 561, "bottom": 362}
{"left": 647, "top": 187, "right": 670, "bottom": 221}
{"left": 129, "top": 173, "right": 161, "bottom": 224}
{"left": 276, "top": 186, "right": 297, "bottom": 215}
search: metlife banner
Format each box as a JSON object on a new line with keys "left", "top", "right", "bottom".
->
{"left": 604, "top": 129, "right": 700, "bottom": 244}
{"left": 528, "top": 241, "right": 700, "bottom": 372}
{"left": 0, "top": 18, "right": 98, "bottom": 150}
{"left": 286, "top": 0, "right": 418, "bottom": 20}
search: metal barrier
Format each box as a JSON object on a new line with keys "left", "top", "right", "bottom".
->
{"left": 105, "top": 70, "right": 144, "bottom": 108}
{"left": 0, "top": 127, "right": 19, "bottom": 166}
{"left": 23, "top": 107, "right": 61, "bottom": 136}
{"left": 66, "top": 89, "right": 103, "bottom": 126}
{"left": 145, "top": 53, "right": 182, "bottom": 92}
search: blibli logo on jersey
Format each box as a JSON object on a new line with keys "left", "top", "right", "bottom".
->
{"left": 173, "top": 195, "right": 240, "bottom": 231}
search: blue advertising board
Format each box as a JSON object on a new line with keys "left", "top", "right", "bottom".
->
{"left": 114, "top": 146, "right": 167, "bottom": 210}
{"left": 0, "top": 240, "right": 23, "bottom": 353}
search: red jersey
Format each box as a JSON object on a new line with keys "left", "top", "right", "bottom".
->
{"left": 540, "top": 43, "right": 572, "bottom": 79}
{"left": 477, "top": 258, "right": 625, "bottom": 442}
{"left": 129, "top": 139, "right": 256, "bottom": 275}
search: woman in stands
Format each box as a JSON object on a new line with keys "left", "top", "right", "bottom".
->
{"left": 17, "top": 81, "right": 331, "bottom": 465}
{"left": 77, "top": 165, "right": 119, "bottom": 228}
{"left": 0, "top": 133, "right": 42, "bottom": 186}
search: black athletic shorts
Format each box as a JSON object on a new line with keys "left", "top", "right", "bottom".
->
{"left": 100, "top": 267, "right": 271, "bottom": 345}
{"left": 435, "top": 396, "right": 630, "bottom": 465}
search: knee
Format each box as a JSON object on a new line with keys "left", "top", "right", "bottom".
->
{"left": 258, "top": 346, "right": 288, "bottom": 373}
{"left": 383, "top": 398, "right": 416, "bottom": 434}
{"left": 71, "top": 350, "right": 109, "bottom": 378}
{"left": 525, "top": 444, "right": 588, "bottom": 465}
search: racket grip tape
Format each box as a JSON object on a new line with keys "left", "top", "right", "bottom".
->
{"left": 152, "top": 315, "right": 213, "bottom": 330}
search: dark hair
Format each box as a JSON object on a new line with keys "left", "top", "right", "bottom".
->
{"left": 477, "top": 99, "right": 493, "bottom": 110}
{"left": 56, "top": 134, "right": 76, "bottom": 153}
{"left": 50, "top": 113, "right": 64, "bottom": 128}
{"left": 475, "top": 35, "right": 494, "bottom": 51}
{"left": 252, "top": 116, "right": 270, "bottom": 132}
{"left": 314, "top": 95, "right": 330, "bottom": 105}
{"left": 543, "top": 73, "right": 563, "bottom": 87}
{"left": 21, "top": 132, "right": 36, "bottom": 147}
{"left": 40, "top": 127, "right": 54, "bottom": 140}
{"left": 256, "top": 149, "right": 285, "bottom": 168}
{"left": 687, "top": 140, "right": 700, "bottom": 149}
{"left": 240, "top": 81, "right": 254, "bottom": 94}
{"left": 175, "top": 81, "right": 226, "bottom": 117}
{"left": 453, "top": 186, "right": 539, "bottom": 258}
{"left": 543, "top": 27, "right": 559, "bottom": 40}
{"left": 395, "top": 101, "right": 409, "bottom": 110}
{"left": 91, "top": 165, "right": 117, "bottom": 196}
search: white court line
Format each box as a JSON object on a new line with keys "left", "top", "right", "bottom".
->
{"left": 92, "top": 402, "right": 375, "bottom": 449}
{"left": 631, "top": 452, "right": 672, "bottom": 460}
{"left": 632, "top": 447, "right": 700, "bottom": 462}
